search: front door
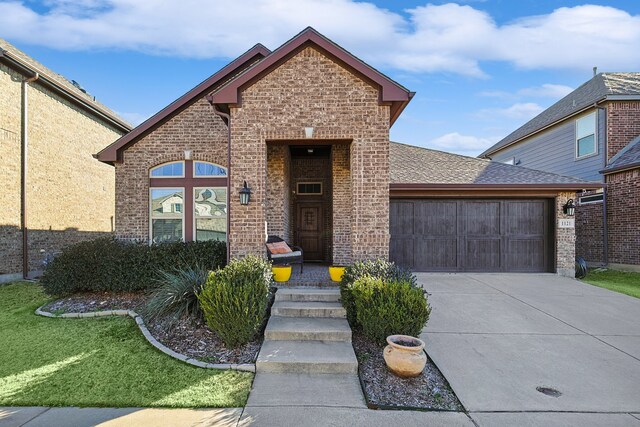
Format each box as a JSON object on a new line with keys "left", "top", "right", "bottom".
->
{"left": 296, "top": 202, "right": 324, "bottom": 261}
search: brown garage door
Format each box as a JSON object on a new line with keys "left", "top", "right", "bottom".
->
{"left": 390, "top": 199, "right": 554, "bottom": 272}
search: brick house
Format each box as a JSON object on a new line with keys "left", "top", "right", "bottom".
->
{"left": 0, "top": 39, "right": 131, "bottom": 282}
{"left": 97, "top": 28, "right": 598, "bottom": 277}
{"left": 481, "top": 73, "right": 640, "bottom": 271}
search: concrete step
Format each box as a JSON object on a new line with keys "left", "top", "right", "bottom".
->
{"left": 271, "top": 301, "right": 346, "bottom": 318}
{"left": 275, "top": 288, "right": 341, "bottom": 303}
{"left": 264, "top": 316, "right": 352, "bottom": 341}
{"left": 256, "top": 340, "right": 358, "bottom": 374}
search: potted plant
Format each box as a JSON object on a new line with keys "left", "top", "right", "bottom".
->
{"left": 272, "top": 264, "right": 292, "bottom": 282}
{"left": 328, "top": 265, "right": 346, "bottom": 282}
{"left": 383, "top": 334, "right": 427, "bottom": 378}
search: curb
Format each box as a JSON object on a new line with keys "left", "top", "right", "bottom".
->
{"left": 35, "top": 306, "right": 256, "bottom": 373}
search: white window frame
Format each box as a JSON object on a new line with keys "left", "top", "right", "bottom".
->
{"left": 575, "top": 112, "right": 598, "bottom": 160}
{"left": 296, "top": 181, "right": 323, "bottom": 196}
{"left": 149, "top": 161, "right": 185, "bottom": 178}
{"left": 193, "top": 161, "right": 228, "bottom": 177}
{"left": 193, "top": 187, "right": 227, "bottom": 242}
{"left": 149, "top": 187, "right": 185, "bottom": 243}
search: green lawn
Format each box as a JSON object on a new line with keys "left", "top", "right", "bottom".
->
{"left": 581, "top": 269, "right": 640, "bottom": 299}
{"left": 0, "top": 282, "right": 253, "bottom": 408}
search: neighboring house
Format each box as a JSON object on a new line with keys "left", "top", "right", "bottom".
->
{"left": 480, "top": 73, "right": 640, "bottom": 271}
{"left": 97, "top": 27, "right": 599, "bottom": 277}
{"left": 0, "top": 39, "right": 131, "bottom": 281}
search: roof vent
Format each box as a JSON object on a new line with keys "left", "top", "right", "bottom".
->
{"left": 572, "top": 100, "right": 576, "bottom": 107}
{"left": 593, "top": 66, "right": 598, "bottom": 77}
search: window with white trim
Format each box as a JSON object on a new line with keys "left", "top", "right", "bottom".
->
{"left": 576, "top": 112, "right": 597, "bottom": 158}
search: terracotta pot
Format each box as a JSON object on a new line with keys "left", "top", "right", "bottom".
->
{"left": 383, "top": 334, "right": 426, "bottom": 378}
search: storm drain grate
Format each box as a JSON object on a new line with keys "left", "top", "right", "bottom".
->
{"left": 536, "top": 386, "right": 562, "bottom": 397}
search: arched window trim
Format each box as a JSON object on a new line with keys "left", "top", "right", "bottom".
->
{"left": 149, "top": 161, "right": 185, "bottom": 178}
{"left": 193, "top": 161, "right": 228, "bottom": 177}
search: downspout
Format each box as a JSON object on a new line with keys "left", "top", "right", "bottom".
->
{"left": 21, "top": 72, "right": 39, "bottom": 279}
{"left": 206, "top": 98, "right": 231, "bottom": 264}
{"left": 595, "top": 103, "right": 609, "bottom": 267}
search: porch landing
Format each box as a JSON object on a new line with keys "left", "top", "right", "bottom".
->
{"left": 276, "top": 263, "right": 338, "bottom": 287}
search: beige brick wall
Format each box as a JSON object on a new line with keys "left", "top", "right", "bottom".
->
{"left": 230, "top": 46, "right": 389, "bottom": 262}
{"left": 0, "top": 62, "right": 123, "bottom": 275}
{"left": 555, "top": 191, "right": 576, "bottom": 277}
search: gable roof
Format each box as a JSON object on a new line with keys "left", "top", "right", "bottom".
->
{"left": 480, "top": 73, "right": 640, "bottom": 158}
{"left": 0, "top": 38, "right": 131, "bottom": 133}
{"left": 96, "top": 43, "right": 270, "bottom": 164}
{"left": 209, "top": 27, "right": 414, "bottom": 125}
{"left": 390, "top": 142, "right": 601, "bottom": 190}
{"left": 601, "top": 135, "right": 640, "bottom": 174}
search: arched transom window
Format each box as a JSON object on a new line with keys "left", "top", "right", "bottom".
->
{"left": 149, "top": 160, "right": 227, "bottom": 244}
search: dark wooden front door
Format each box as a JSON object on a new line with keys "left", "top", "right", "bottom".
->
{"left": 390, "top": 199, "right": 553, "bottom": 272}
{"left": 296, "top": 202, "right": 324, "bottom": 261}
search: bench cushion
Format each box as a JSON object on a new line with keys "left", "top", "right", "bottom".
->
{"left": 271, "top": 251, "right": 302, "bottom": 259}
{"left": 267, "top": 241, "right": 292, "bottom": 254}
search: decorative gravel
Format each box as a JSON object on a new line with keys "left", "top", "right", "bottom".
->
{"left": 42, "top": 292, "right": 269, "bottom": 365}
{"left": 352, "top": 332, "right": 463, "bottom": 411}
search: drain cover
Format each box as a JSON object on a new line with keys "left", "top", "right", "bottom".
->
{"left": 536, "top": 386, "right": 562, "bottom": 397}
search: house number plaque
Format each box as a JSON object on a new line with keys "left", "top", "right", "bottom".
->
{"left": 558, "top": 219, "right": 575, "bottom": 229}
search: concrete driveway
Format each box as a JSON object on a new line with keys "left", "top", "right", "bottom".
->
{"left": 417, "top": 273, "right": 640, "bottom": 426}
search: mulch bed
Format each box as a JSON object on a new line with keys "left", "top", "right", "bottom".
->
{"left": 42, "top": 292, "right": 267, "bottom": 365}
{"left": 352, "top": 332, "right": 463, "bottom": 411}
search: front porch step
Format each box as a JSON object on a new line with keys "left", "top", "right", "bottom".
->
{"left": 271, "top": 301, "right": 346, "bottom": 318}
{"left": 275, "top": 288, "right": 341, "bottom": 303}
{"left": 264, "top": 316, "right": 352, "bottom": 341}
{"left": 256, "top": 340, "right": 358, "bottom": 374}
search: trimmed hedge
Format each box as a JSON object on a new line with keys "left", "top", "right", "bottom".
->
{"left": 340, "top": 259, "right": 416, "bottom": 326}
{"left": 352, "top": 276, "right": 431, "bottom": 344}
{"left": 197, "top": 256, "right": 272, "bottom": 348}
{"left": 41, "top": 237, "right": 226, "bottom": 296}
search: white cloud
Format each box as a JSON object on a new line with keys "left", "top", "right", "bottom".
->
{"left": 517, "top": 84, "right": 574, "bottom": 99}
{"left": 427, "top": 132, "right": 498, "bottom": 156}
{"left": 477, "top": 102, "right": 544, "bottom": 120}
{"left": 0, "top": 2, "right": 639, "bottom": 76}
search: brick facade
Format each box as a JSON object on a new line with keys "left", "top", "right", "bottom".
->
{"left": 606, "top": 169, "right": 640, "bottom": 267}
{"left": 0, "top": 62, "right": 124, "bottom": 277}
{"left": 266, "top": 144, "right": 291, "bottom": 242}
{"left": 114, "top": 98, "right": 228, "bottom": 241}
{"left": 229, "top": 47, "right": 389, "bottom": 262}
{"left": 575, "top": 196, "right": 605, "bottom": 264}
{"left": 606, "top": 101, "right": 640, "bottom": 162}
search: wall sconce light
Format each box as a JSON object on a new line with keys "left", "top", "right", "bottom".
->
{"left": 239, "top": 181, "right": 252, "bottom": 205}
{"left": 563, "top": 199, "right": 575, "bottom": 216}
{"left": 304, "top": 127, "right": 314, "bottom": 138}
{"left": 184, "top": 150, "right": 192, "bottom": 160}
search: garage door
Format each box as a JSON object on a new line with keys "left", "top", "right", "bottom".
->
{"left": 390, "top": 199, "right": 554, "bottom": 272}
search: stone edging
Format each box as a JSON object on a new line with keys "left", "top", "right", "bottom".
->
{"left": 35, "top": 306, "right": 255, "bottom": 373}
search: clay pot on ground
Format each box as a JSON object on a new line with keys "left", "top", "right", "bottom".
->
{"left": 383, "top": 334, "right": 427, "bottom": 378}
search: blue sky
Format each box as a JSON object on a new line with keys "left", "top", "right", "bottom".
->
{"left": 1, "top": 0, "right": 639, "bottom": 156}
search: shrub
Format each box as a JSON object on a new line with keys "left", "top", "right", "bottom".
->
{"left": 41, "top": 237, "right": 226, "bottom": 296}
{"left": 340, "top": 259, "right": 416, "bottom": 326}
{"left": 352, "top": 276, "right": 431, "bottom": 344}
{"left": 142, "top": 267, "right": 209, "bottom": 325}
{"left": 197, "top": 256, "right": 272, "bottom": 347}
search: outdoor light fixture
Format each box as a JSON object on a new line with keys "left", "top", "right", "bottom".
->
{"left": 304, "top": 127, "right": 314, "bottom": 138}
{"left": 563, "top": 199, "right": 575, "bottom": 216}
{"left": 184, "top": 150, "right": 192, "bottom": 160}
{"left": 239, "top": 181, "right": 252, "bottom": 205}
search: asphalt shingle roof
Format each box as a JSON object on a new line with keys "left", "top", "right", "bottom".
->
{"left": 0, "top": 37, "right": 130, "bottom": 130}
{"left": 481, "top": 73, "right": 640, "bottom": 157}
{"left": 390, "top": 142, "right": 597, "bottom": 186}
{"left": 602, "top": 136, "right": 640, "bottom": 174}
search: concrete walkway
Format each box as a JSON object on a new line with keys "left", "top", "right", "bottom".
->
{"left": 418, "top": 273, "right": 640, "bottom": 425}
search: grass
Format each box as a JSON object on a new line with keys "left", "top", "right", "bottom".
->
{"left": 581, "top": 269, "right": 640, "bottom": 299}
{"left": 0, "top": 282, "right": 253, "bottom": 408}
